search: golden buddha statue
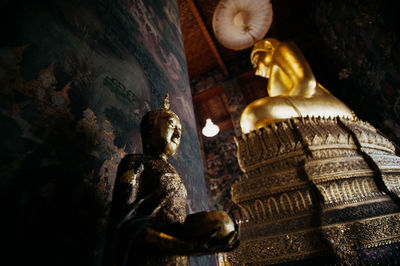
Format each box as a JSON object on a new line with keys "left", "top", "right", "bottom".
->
{"left": 240, "top": 38, "right": 356, "bottom": 133}
{"left": 105, "top": 93, "right": 238, "bottom": 266}
{"left": 228, "top": 38, "right": 400, "bottom": 265}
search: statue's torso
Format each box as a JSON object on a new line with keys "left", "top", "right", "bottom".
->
{"left": 138, "top": 157, "right": 187, "bottom": 231}
{"left": 113, "top": 154, "right": 189, "bottom": 265}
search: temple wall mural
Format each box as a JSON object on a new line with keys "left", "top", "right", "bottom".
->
{"left": 0, "top": 0, "right": 213, "bottom": 265}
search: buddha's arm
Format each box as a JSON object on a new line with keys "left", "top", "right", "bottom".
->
{"left": 240, "top": 96, "right": 300, "bottom": 133}
{"left": 141, "top": 209, "right": 240, "bottom": 256}
{"left": 240, "top": 94, "right": 355, "bottom": 133}
{"left": 111, "top": 156, "right": 144, "bottom": 227}
{"left": 142, "top": 228, "right": 208, "bottom": 255}
{"left": 268, "top": 64, "right": 293, "bottom": 96}
{"left": 270, "top": 42, "right": 319, "bottom": 98}
{"left": 141, "top": 226, "right": 237, "bottom": 256}
{"left": 129, "top": 173, "right": 238, "bottom": 256}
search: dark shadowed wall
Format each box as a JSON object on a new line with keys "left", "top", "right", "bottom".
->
{"left": 0, "top": 0, "right": 214, "bottom": 265}
{"left": 312, "top": 0, "right": 400, "bottom": 147}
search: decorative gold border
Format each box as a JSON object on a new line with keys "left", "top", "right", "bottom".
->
{"left": 231, "top": 118, "right": 400, "bottom": 264}
{"left": 228, "top": 213, "right": 400, "bottom": 265}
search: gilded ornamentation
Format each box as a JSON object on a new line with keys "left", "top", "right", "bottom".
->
{"left": 322, "top": 213, "right": 400, "bottom": 263}
{"left": 228, "top": 227, "right": 330, "bottom": 265}
{"left": 237, "top": 188, "right": 314, "bottom": 222}
{"left": 229, "top": 213, "right": 400, "bottom": 265}
{"left": 339, "top": 119, "right": 396, "bottom": 153}
{"left": 230, "top": 117, "right": 400, "bottom": 264}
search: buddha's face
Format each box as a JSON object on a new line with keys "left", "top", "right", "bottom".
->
{"left": 251, "top": 40, "right": 276, "bottom": 78}
{"left": 252, "top": 51, "right": 273, "bottom": 78}
{"left": 153, "top": 113, "right": 182, "bottom": 158}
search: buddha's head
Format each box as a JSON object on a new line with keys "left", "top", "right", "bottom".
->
{"left": 141, "top": 93, "right": 182, "bottom": 159}
{"left": 251, "top": 38, "right": 280, "bottom": 78}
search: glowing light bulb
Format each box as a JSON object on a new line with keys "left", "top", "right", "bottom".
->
{"left": 202, "top": 118, "right": 220, "bottom": 137}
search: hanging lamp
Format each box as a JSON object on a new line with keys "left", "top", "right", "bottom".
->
{"left": 212, "top": 0, "right": 273, "bottom": 50}
{"left": 202, "top": 118, "right": 220, "bottom": 137}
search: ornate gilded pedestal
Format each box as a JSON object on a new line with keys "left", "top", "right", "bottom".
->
{"left": 228, "top": 117, "right": 400, "bottom": 265}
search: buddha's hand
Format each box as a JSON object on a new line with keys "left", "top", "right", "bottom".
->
{"left": 204, "top": 221, "right": 239, "bottom": 253}
{"left": 182, "top": 210, "right": 240, "bottom": 254}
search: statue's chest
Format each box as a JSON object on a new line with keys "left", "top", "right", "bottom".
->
{"left": 144, "top": 159, "right": 187, "bottom": 198}
{"left": 162, "top": 173, "right": 187, "bottom": 199}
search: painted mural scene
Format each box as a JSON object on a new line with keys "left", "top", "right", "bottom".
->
{"left": 1, "top": 0, "right": 400, "bottom": 265}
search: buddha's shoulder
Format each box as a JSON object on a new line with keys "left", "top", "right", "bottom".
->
{"left": 147, "top": 158, "right": 177, "bottom": 174}
{"left": 118, "top": 154, "right": 177, "bottom": 174}
{"left": 118, "top": 154, "right": 147, "bottom": 167}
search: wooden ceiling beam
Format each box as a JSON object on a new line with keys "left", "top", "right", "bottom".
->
{"left": 187, "top": 0, "right": 229, "bottom": 76}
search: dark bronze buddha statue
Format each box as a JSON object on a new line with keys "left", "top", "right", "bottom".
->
{"left": 105, "top": 93, "right": 238, "bottom": 266}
